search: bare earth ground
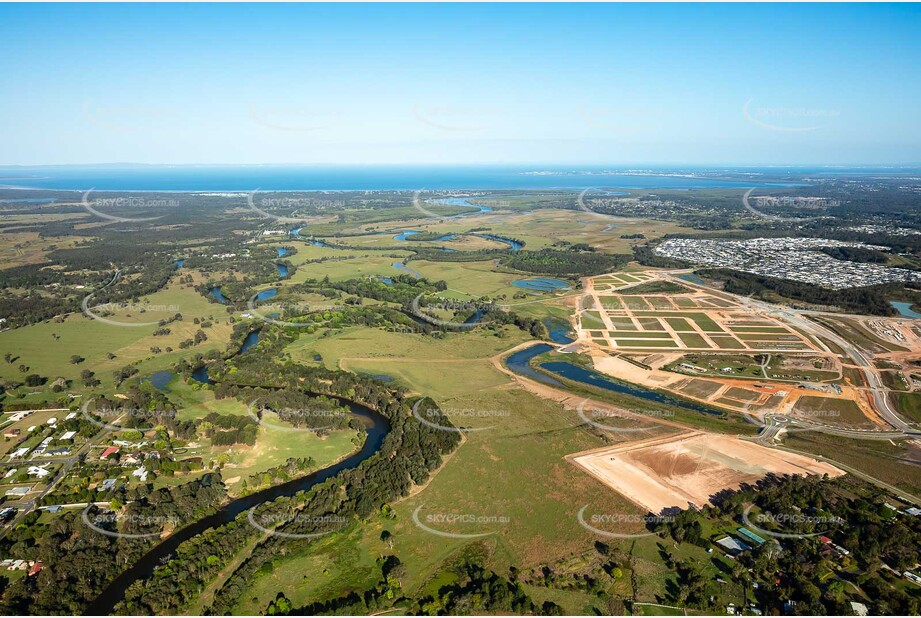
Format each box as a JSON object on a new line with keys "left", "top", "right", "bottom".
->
{"left": 569, "top": 431, "right": 844, "bottom": 514}
{"left": 579, "top": 270, "right": 887, "bottom": 426}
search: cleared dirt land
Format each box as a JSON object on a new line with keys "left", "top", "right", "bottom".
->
{"left": 570, "top": 431, "right": 844, "bottom": 514}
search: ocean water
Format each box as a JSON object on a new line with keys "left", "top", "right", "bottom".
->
{"left": 0, "top": 164, "right": 811, "bottom": 192}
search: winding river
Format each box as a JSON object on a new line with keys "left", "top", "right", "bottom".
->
{"left": 86, "top": 397, "right": 390, "bottom": 614}
{"left": 290, "top": 227, "right": 332, "bottom": 247}
{"left": 504, "top": 343, "right": 722, "bottom": 417}
{"left": 392, "top": 261, "right": 422, "bottom": 278}
{"left": 209, "top": 287, "right": 230, "bottom": 304}
{"left": 211, "top": 286, "right": 275, "bottom": 303}
{"left": 471, "top": 233, "right": 523, "bottom": 251}
{"left": 430, "top": 196, "right": 493, "bottom": 217}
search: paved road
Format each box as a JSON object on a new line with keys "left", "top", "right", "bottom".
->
{"left": 770, "top": 442, "right": 921, "bottom": 507}
{"left": 758, "top": 353, "right": 771, "bottom": 379}
{"left": 0, "top": 456, "right": 81, "bottom": 539}
{"left": 752, "top": 413, "right": 918, "bottom": 445}
{"left": 0, "top": 419, "right": 116, "bottom": 540}
{"left": 0, "top": 456, "right": 74, "bottom": 468}
{"left": 0, "top": 408, "right": 70, "bottom": 429}
{"left": 762, "top": 302, "right": 915, "bottom": 432}
{"left": 666, "top": 271, "right": 917, "bottom": 433}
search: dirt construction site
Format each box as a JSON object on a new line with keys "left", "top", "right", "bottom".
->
{"left": 569, "top": 431, "right": 845, "bottom": 514}
{"left": 578, "top": 272, "right": 824, "bottom": 353}
{"left": 554, "top": 270, "right": 921, "bottom": 515}
{"left": 574, "top": 271, "right": 894, "bottom": 428}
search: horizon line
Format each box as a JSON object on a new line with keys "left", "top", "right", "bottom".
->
{"left": 3, "top": 162, "right": 921, "bottom": 169}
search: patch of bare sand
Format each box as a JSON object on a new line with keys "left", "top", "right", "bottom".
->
{"left": 592, "top": 354, "right": 684, "bottom": 389}
{"left": 570, "top": 431, "right": 843, "bottom": 514}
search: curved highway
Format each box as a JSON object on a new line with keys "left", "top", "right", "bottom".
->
{"left": 665, "top": 271, "right": 917, "bottom": 433}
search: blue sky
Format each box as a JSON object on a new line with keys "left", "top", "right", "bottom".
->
{"left": 1, "top": 2, "right": 919, "bottom": 166}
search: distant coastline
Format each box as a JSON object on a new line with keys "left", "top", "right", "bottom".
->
{"left": 0, "top": 163, "right": 835, "bottom": 192}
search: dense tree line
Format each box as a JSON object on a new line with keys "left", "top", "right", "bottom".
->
{"left": 2, "top": 352, "right": 460, "bottom": 615}
{"left": 116, "top": 387, "right": 459, "bottom": 615}
{"left": 705, "top": 268, "right": 904, "bottom": 315}
{"left": 410, "top": 561, "right": 563, "bottom": 616}
{"left": 87, "top": 388, "right": 197, "bottom": 440}
{"left": 201, "top": 412, "right": 259, "bottom": 446}
{"left": 410, "top": 247, "right": 512, "bottom": 263}
{"left": 633, "top": 474, "right": 921, "bottom": 615}
{"left": 0, "top": 256, "right": 177, "bottom": 328}
{"left": 504, "top": 249, "right": 630, "bottom": 276}
{"left": 0, "top": 474, "right": 226, "bottom": 615}
{"left": 211, "top": 385, "right": 354, "bottom": 433}
{"left": 316, "top": 274, "right": 447, "bottom": 304}
{"left": 240, "top": 457, "right": 317, "bottom": 494}
{"left": 820, "top": 245, "right": 891, "bottom": 263}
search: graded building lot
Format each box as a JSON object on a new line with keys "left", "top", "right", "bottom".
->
{"left": 815, "top": 315, "right": 909, "bottom": 355}
{"left": 570, "top": 431, "right": 845, "bottom": 514}
{"left": 577, "top": 271, "right": 887, "bottom": 424}
{"left": 577, "top": 271, "right": 822, "bottom": 353}
{"left": 675, "top": 378, "right": 726, "bottom": 399}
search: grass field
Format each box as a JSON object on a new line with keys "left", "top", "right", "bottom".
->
{"left": 5, "top": 201, "right": 915, "bottom": 615}
{"left": 707, "top": 336, "right": 745, "bottom": 350}
{"left": 665, "top": 353, "right": 768, "bottom": 380}
{"left": 0, "top": 280, "right": 235, "bottom": 398}
{"left": 217, "top": 420, "right": 361, "bottom": 493}
{"left": 230, "top": 357, "right": 643, "bottom": 613}
{"left": 892, "top": 391, "right": 921, "bottom": 424}
{"left": 221, "top": 317, "right": 660, "bottom": 613}
{"left": 159, "top": 374, "right": 361, "bottom": 494}
{"left": 632, "top": 312, "right": 723, "bottom": 332}
{"left": 410, "top": 260, "right": 523, "bottom": 297}
{"left": 0, "top": 228, "right": 88, "bottom": 270}
{"left": 162, "top": 376, "right": 253, "bottom": 420}
{"left": 791, "top": 395, "right": 873, "bottom": 428}
{"left": 287, "top": 253, "right": 414, "bottom": 283}
{"left": 613, "top": 339, "right": 679, "bottom": 348}
{"left": 675, "top": 332, "right": 708, "bottom": 348}
{"left": 286, "top": 324, "right": 530, "bottom": 365}
{"left": 230, "top": 523, "right": 381, "bottom": 614}
{"left": 786, "top": 431, "right": 921, "bottom": 496}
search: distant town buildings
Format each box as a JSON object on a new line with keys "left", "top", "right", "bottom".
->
{"left": 655, "top": 237, "right": 921, "bottom": 290}
{"left": 845, "top": 224, "right": 921, "bottom": 236}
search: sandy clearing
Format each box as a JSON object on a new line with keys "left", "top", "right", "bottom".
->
{"left": 569, "top": 431, "right": 844, "bottom": 514}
